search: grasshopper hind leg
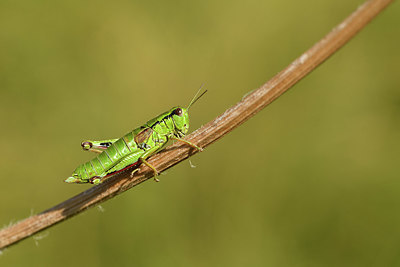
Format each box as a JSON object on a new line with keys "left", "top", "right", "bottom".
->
{"left": 81, "top": 139, "right": 119, "bottom": 154}
{"left": 90, "top": 152, "right": 143, "bottom": 184}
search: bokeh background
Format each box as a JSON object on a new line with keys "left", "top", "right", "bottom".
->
{"left": 1, "top": 0, "right": 399, "bottom": 266}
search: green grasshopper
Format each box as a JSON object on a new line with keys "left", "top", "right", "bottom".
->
{"left": 65, "top": 89, "right": 206, "bottom": 185}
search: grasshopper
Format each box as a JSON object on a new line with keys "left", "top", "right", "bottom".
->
{"left": 65, "top": 89, "right": 206, "bottom": 185}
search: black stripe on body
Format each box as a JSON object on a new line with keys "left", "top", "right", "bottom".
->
{"left": 162, "top": 119, "right": 169, "bottom": 128}
{"left": 150, "top": 114, "right": 172, "bottom": 128}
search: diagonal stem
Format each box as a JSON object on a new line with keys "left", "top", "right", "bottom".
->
{"left": 0, "top": 0, "right": 394, "bottom": 250}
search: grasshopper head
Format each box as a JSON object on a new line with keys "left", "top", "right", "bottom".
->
{"left": 170, "top": 106, "right": 189, "bottom": 138}
{"left": 169, "top": 87, "right": 207, "bottom": 138}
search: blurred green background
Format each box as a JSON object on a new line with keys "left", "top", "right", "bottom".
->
{"left": 1, "top": 0, "right": 399, "bottom": 266}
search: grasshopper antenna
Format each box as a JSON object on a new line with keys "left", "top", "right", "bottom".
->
{"left": 187, "top": 84, "right": 208, "bottom": 110}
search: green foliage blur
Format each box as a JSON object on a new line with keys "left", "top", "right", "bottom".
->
{"left": 1, "top": 0, "right": 399, "bottom": 266}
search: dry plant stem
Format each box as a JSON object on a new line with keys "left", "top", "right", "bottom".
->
{"left": 0, "top": 0, "right": 393, "bottom": 250}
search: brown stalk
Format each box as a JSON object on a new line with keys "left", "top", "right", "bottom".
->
{"left": 0, "top": 0, "right": 394, "bottom": 250}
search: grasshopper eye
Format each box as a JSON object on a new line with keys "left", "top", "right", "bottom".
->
{"left": 173, "top": 108, "right": 183, "bottom": 116}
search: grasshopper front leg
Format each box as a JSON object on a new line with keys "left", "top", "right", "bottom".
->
{"left": 81, "top": 139, "right": 119, "bottom": 154}
{"left": 170, "top": 136, "right": 203, "bottom": 152}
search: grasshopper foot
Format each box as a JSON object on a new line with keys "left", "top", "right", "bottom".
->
{"left": 153, "top": 170, "right": 160, "bottom": 182}
{"left": 89, "top": 177, "right": 102, "bottom": 185}
{"left": 130, "top": 168, "right": 139, "bottom": 178}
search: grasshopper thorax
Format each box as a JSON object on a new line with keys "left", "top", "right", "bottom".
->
{"left": 169, "top": 106, "right": 190, "bottom": 138}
